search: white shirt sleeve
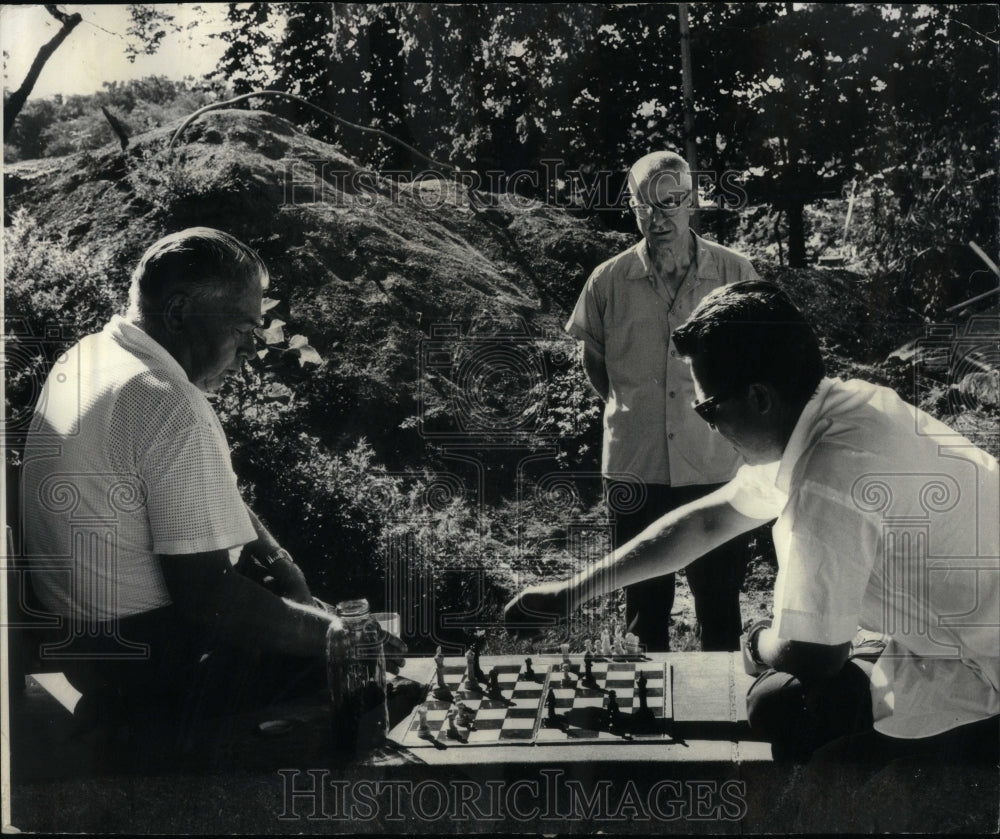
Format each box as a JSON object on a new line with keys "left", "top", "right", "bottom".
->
{"left": 726, "top": 462, "right": 784, "bottom": 520}
{"left": 771, "top": 478, "right": 880, "bottom": 645}
{"left": 141, "top": 415, "right": 255, "bottom": 557}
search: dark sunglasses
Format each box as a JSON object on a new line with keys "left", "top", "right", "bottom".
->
{"left": 692, "top": 394, "right": 727, "bottom": 430}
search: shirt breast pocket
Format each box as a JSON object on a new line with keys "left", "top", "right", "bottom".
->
{"left": 606, "top": 318, "right": 668, "bottom": 387}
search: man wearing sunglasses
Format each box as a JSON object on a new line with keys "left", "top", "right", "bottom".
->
{"left": 565, "top": 151, "right": 760, "bottom": 651}
{"left": 510, "top": 280, "right": 998, "bottom": 774}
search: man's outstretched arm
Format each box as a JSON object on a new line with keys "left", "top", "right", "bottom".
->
{"left": 506, "top": 485, "right": 768, "bottom": 628}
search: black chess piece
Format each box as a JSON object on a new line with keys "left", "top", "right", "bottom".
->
{"left": 633, "top": 672, "right": 655, "bottom": 732}
{"left": 488, "top": 667, "right": 501, "bottom": 698}
{"left": 606, "top": 689, "right": 620, "bottom": 731}
{"left": 470, "top": 628, "right": 487, "bottom": 682}
{"left": 524, "top": 657, "right": 535, "bottom": 679}
{"left": 545, "top": 688, "right": 558, "bottom": 726}
{"left": 583, "top": 650, "right": 594, "bottom": 684}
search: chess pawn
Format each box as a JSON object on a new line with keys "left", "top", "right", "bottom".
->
{"left": 464, "top": 648, "right": 479, "bottom": 690}
{"left": 562, "top": 661, "right": 573, "bottom": 687}
{"left": 524, "top": 657, "right": 535, "bottom": 679}
{"left": 446, "top": 708, "right": 461, "bottom": 739}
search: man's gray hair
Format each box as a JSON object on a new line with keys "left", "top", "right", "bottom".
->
{"left": 628, "top": 151, "right": 691, "bottom": 197}
{"left": 126, "top": 227, "right": 269, "bottom": 319}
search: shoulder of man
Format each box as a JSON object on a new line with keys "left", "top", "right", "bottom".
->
{"left": 695, "top": 234, "right": 757, "bottom": 273}
{"left": 587, "top": 240, "right": 645, "bottom": 287}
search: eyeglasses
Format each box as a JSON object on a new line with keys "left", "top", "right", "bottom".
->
{"left": 692, "top": 393, "right": 727, "bottom": 430}
{"left": 629, "top": 191, "right": 691, "bottom": 219}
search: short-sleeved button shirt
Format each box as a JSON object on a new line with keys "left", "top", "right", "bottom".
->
{"left": 729, "top": 377, "right": 1000, "bottom": 738}
{"left": 22, "top": 316, "right": 256, "bottom": 622}
{"left": 566, "top": 233, "right": 759, "bottom": 486}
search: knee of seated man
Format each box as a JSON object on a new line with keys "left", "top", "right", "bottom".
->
{"left": 745, "top": 668, "right": 803, "bottom": 734}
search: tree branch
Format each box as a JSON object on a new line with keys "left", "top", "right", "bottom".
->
{"left": 4, "top": 7, "right": 83, "bottom": 135}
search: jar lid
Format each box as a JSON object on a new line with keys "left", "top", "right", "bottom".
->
{"left": 336, "top": 598, "right": 370, "bottom": 618}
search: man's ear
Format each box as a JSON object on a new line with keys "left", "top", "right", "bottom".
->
{"left": 747, "top": 382, "right": 775, "bottom": 416}
{"left": 162, "top": 292, "right": 191, "bottom": 335}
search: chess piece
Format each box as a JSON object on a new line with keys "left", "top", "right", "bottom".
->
{"left": 562, "top": 661, "right": 573, "bottom": 687}
{"left": 583, "top": 649, "right": 594, "bottom": 683}
{"left": 583, "top": 638, "right": 594, "bottom": 656}
{"left": 471, "top": 628, "right": 487, "bottom": 682}
{"left": 456, "top": 701, "right": 475, "bottom": 730}
{"left": 524, "top": 657, "right": 535, "bottom": 679}
{"left": 606, "top": 690, "right": 620, "bottom": 730}
{"left": 625, "top": 632, "right": 639, "bottom": 655}
{"left": 600, "top": 629, "right": 611, "bottom": 656}
{"left": 446, "top": 708, "right": 461, "bottom": 740}
{"left": 464, "top": 648, "right": 479, "bottom": 690}
{"left": 634, "top": 671, "right": 655, "bottom": 731}
{"left": 613, "top": 634, "right": 626, "bottom": 657}
{"left": 433, "top": 646, "right": 452, "bottom": 701}
{"left": 561, "top": 643, "right": 570, "bottom": 665}
{"left": 416, "top": 703, "right": 430, "bottom": 736}
{"left": 488, "top": 667, "right": 501, "bottom": 698}
{"left": 546, "top": 688, "right": 558, "bottom": 726}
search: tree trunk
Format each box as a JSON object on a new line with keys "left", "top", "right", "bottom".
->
{"left": 3, "top": 7, "right": 83, "bottom": 136}
{"left": 786, "top": 194, "right": 807, "bottom": 267}
{"left": 677, "top": 3, "right": 700, "bottom": 233}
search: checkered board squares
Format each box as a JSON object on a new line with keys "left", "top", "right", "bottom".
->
{"left": 391, "top": 657, "right": 674, "bottom": 749}
{"left": 396, "top": 662, "right": 545, "bottom": 748}
{"left": 534, "top": 660, "right": 671, "bottom": 743}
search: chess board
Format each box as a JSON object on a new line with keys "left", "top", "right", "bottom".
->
{"left": 392, "top": 656, "right": 674, "bottom": 749}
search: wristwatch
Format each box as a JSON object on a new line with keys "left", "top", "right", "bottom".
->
{"left": 746, "top": 619, "right": 772, "bottom": 668}
{"left": 259, "top": 547, "right": 293, "bottom": 569}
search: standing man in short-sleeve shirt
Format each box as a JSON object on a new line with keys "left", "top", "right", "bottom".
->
{"left": 20, "top": 228, "right": 375, "bottom": 729}
{"left": 565, "top": 151, "right": 759, "bottom": 650}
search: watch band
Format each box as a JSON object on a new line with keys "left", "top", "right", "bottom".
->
{"left": 746, "top": 619, "right": 772, "bottom": 668}
{"left": 260, "top": 547, "right": 293, "bottom": 569}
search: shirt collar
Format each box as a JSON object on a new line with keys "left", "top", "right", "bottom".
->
{"left": 105, "top": 315, "right": 191, "bottom": 385}
{"left": 631, "top": 232, "right": 719, "bottom": 284}
{"left": 775, "top": 377, "right": 836, "bottom": 493}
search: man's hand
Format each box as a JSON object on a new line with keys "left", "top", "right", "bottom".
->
{"left": 504, "top": 581, "right": 571, "bottom": 637}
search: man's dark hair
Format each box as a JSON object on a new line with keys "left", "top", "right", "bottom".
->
{"left": 672, "top": 280, "right": 825, "bottom": 405}
{"left": 127, "top": 227, "right": 269, "bottom": 318}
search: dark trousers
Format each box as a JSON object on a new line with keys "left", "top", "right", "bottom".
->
{"left": 55, "top": 605, "right": 326, "bottom": 745}
{"left": 606, "top": 480, "right": 750, "bottom": 652}
{"left": 746, "top": 658, "right": 1000, "bottom": 765}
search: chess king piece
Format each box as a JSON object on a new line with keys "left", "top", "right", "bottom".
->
{"left": 416, "top": 703, "right": 430, "bottom": 736}
{"left": 433, "top": 646, "right": 452, "bottom": 701}
{"left": 634, "top": 671, "right": 655, "bottom": 731}
{"left": 465, "top": 648, "right": 479, "bottom": 691}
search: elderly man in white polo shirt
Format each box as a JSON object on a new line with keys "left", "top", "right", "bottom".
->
{"left": 21, "top": 228, "right": 365, "bottom": 729}
{"left": 508, "top": 280, "right": 999, "bottom": 768}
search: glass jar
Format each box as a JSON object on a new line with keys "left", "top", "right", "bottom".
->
{"left": 326, "top": 598, "right": 390, "bottom": 754}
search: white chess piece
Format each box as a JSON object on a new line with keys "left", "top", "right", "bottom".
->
{"left": 600, "top": 629, "right": 611, "bottom": 656}
{"left": 583, "top": 638, "right": 594, "bottom": 655}
{"left": 417, "top": 703, "right": 430, "bottom": 735}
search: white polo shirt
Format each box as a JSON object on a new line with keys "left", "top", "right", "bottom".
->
{"left": 566, "top": 233, "right": 758, "bottom": 486}
{"left": 22, "top": 316, "right": 256, "bottom": 623}
{"left": 729, "top": 377, "right": 1000, "bottom": 738}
